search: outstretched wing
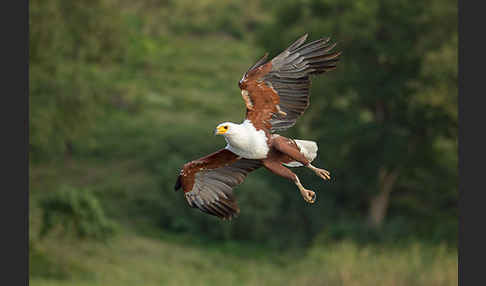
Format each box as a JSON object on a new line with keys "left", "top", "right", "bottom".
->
{"left": 238, "top": 33, "right": 341, "bottom": 132}
{"left": 175, "top": 149, "right": 262, "bottom": 220}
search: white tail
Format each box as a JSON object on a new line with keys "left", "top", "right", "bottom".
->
{"left": 283, "top": 139, "right": 318, "bottom": 167}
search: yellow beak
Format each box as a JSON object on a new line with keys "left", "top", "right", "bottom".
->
{"left": 215, "top": 126, "right": 228, "bottom": 135}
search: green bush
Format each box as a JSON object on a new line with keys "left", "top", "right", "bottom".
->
{"left": 39, "top": 186, "right": 117, "bottom": 241}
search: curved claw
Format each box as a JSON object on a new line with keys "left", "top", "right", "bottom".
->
{"left": 276, "top": 105, "right": 287, "bottom": 117}
{"left": 314, "top": 167, "right": 331, "bottom": 180}
{"left": 310, "top": 192, "right": 316, "bottom": 203}
{"left": 301, "top": 189, "right": 316, "bottom": 204}
{"left": 319, "top": 170, "right": 331, "bottom": 180}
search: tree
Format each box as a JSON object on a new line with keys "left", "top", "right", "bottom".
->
{"left": 258, "top": 0, "right": 457, "bottom": 232}
{"left": 29, "top": 0, "right": 126, "bottom": 160}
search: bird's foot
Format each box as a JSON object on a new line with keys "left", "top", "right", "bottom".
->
{"left": 308, "top": 164, "right": 331, "bottom": 180}
{"left": 276, "top": 105, "right": 287, "bottom": 117}
{"left": 315, "top": 168, "right": 331, "bottom": 180}
{"left": 295, "top": 177, "right": 316, "bottom": 203}
{"left": 300, "top": 189, "right": 316, "bottom": 204}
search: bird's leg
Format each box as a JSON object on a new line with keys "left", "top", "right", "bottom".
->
{"left": 271, "top": 136, "right": 311, "bottom": 166}
{"left": 272, "top": 136, "right": 331, "bottom": 181}
{"left": 262, "top": 159, "right": 316, "bottom": 204}
{"left": 294, "top": 176, "right": 316, "bottom": 203}
{"left": 307, "top": 164, "right": 331, "bottom": 180}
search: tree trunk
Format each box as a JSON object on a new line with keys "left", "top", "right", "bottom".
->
{"left": 367, "top": 167, "right": 398, "bottom": 229}
{"left": 64, "top": 140, "right": 74, "bottom": 159}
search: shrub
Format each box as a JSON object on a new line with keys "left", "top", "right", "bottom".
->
{"left": 39, "top": 185, "right": 117, "bottom": 241}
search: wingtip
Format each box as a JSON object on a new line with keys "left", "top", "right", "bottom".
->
{"left": 174, "top": 175, "right": 182, "bottom": 192}
{"left": 286, "top": 33, "right": 310, "bottom": 52}
{"left": 297, "top": 33, "right": 310, "bottom": 44}
{"left": 220, "top": 212, "right": 239, "bottom": 221}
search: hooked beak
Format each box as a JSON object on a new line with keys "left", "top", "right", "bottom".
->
{"left": 215, "top": 126, "right": 227, "bottom": 135}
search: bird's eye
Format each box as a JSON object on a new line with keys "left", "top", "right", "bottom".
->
{"left": 224, "top": 126, "right": 228, "bottom": 130}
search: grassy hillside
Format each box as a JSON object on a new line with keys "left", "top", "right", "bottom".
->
{"left": 30, "top": 0, "right": 457, "bottom": 285}
{"left": 30, "top": 227, "right": 456, "bottom": 286}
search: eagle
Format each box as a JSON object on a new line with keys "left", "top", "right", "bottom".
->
{"left": 174, "top": 33, "right": 341, "bottom": 220}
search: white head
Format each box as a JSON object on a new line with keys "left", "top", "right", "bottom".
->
{"left": 214, "top": 120, "right": 269, "bottom": 159}
{"left": 214, "top": 122, "right": 239, "bottom": 136}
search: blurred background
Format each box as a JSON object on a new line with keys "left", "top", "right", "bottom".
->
{"left": 29, "top": 0, "right": 457, "bottom": 285}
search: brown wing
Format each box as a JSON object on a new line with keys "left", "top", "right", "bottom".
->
{"left": 238, "top": 33, "right": 341, "bottom": 132}
{"left": 174, "top": 149, "right": 262, "bottom": 220}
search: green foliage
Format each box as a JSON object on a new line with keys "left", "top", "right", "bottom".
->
{"left": 29, "top": 233, "right": 457, "bottom": 286}
{"left": 257, "top": 0, "right": 458, "bottom": 238}
{"left": 29, "top": 0, "right": 457, "bottom": 260}
{"left": 29, "top": 0, "right": 126, "bottom": 63}
{"left": 39, "top": 186, "right": 117, "bottom": 240}
{"left": 29, "top": 0, "right": 458, "bottom": 283}
{"left": 29, "top": 0, "right": 128, "bottom": 161}
{"left": 117, "top": 0, "right": 268, "bottom": 39}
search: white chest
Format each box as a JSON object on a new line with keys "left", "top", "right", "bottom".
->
{"left": 223, "top": 120, "right": 269, "bottom": 159}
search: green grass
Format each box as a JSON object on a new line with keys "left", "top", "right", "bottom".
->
{"left": 30, "top": 229, "right": 457, "bottom": 286}
{"left": 30, "top": 156, "right": 457, "bottom": 286}
{"left": 30, "top": 2, "right": 457, "bottom": 285}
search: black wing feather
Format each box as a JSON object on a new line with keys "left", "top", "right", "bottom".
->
{"left": 263, "top": 34, "right": 341, "bottom": 132}
{"left": 184, "top": 159, "right": 262, "bottom": 220}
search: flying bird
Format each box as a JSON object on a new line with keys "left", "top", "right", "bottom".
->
{"left": 174, "top": 33, "right": 341, "bottom": 220}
